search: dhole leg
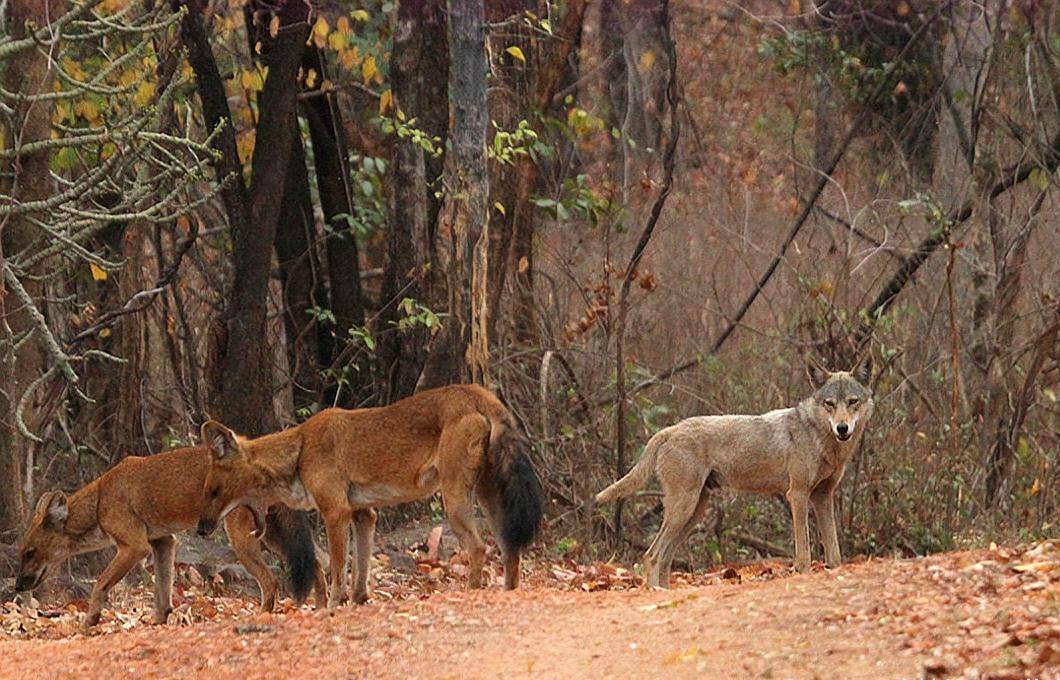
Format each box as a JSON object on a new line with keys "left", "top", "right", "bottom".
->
{"left": 351, "top": 508, "right": 377, "bottom": 604}
{"left": 786, "top": 487, "right": 812, "bottom": 573}
{"left": 810, "top": 485, "right": 841, "bottom": 568}
{"left": 312, "top": 557, "right": 328, "bottom": 606}
{"left": 481, "top": 498, "right": 520, "bottom": 590}
{"left": 225, "top": 510, "right": 277, "bottom": 611}
{"left": 441, "top": 486, "right": 486, "bottom": 589}
{"left": 149, "top": 535, "right": 177, "bottom": 624}
{"left": 501, "top": 552, "right": 520, "bottom": 590}
{"left": 322, "top": 505, "right": 353, "bottom": 608}
{"left": 86, "top": 543, "right": 150, "bottom": 628}
{"left": 439, "top": 416, "right": 490, "bottom": 589}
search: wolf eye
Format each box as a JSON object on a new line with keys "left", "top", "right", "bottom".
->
{"left": 848, "top": 398, "right": 860, "bottom": 407}
{"left": 23, "top": 549, "right": 35, "bottom": 561}
{"left": 824, "top": 400, "right": 835, "bottom": 409}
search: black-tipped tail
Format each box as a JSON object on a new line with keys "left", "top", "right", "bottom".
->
{"left": 498, "top": 449, "right": 544, "bottom": 552}
{"left": 264, "top": 507, "right": 317, "bottom": 604}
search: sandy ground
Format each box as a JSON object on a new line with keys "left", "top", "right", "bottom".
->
{"left": 1, "top": 543, "right": 1057, "bottom": 679}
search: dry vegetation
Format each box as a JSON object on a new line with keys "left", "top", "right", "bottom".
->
{"left": 0, "top": 0, "right": 1058, "bottom": 675}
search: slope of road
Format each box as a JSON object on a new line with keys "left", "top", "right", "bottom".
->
{"left": 0, "top": 542, "right": 1057, "bottom": 679}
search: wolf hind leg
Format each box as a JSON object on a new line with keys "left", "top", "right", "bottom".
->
{"left": 641, "top": 452, "right": 707, "bottom": 589}
{"left": 658, "top": 481, "right": 714, "bottom": 581}
{"left": 643, "top": 496, "right": 698, "bottom": 589}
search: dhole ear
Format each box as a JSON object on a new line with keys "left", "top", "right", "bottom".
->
{"left": 201, "top": 420, "right": 240, "bottom": 461}
{"left": 852, "top": 354, "right": 874, "bottom": 386}
{"left": 36, "top": 491, "right": 68, "bottom": 527}
{"left": 805, "top": 358, "right": 831, "bottom": 389}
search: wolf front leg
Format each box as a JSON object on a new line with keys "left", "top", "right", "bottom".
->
{"left": 785, "top": 487, "right": 812, "bottom": 573}
{"left": 810, "top": 480, "right": 842, "bottom": 568}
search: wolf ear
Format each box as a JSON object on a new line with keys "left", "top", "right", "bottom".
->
{"left": 852, "top": 354, "right": 874, "bottom": 386}
{"left": 201, "top": 420, "right": 240, "bottom": 461}
{"left": 805, "top": 358, "right": 831, "bottom": 389}
{"left": 36, "top": 491, "right": 68, "bottom": 527}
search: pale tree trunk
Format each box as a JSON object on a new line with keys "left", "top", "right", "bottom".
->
{"left": 501, "top": 0, "right": 588, "bottom": 348}
{"left": 419, "top": 0, "right": 490, "bottom": 388}
{"left": 485, "top": 0, "right": 532, "bottom": 346}
{"left": 931, "top": 2, "right": 990, "bottom": 429}
{"left": 619, "top": 0, "right": 667, "bottom": 212}
{"left": 0, "top": 0, "right": 63, "bottom": 536}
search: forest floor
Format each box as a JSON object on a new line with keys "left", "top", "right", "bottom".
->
{"left": 0, "top": 538, "right": 1057, "bottom": 679}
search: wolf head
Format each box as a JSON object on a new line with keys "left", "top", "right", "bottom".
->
{"left": 197, "top": 420, "right": 268, "bottom": 537}
{"left": 806, "top": 357, "right": 874, "bottom": 443}
{"left": 15, "top": 491, "right": 76, "bottom": 591}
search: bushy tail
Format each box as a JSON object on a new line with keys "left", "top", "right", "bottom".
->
{"left": 479, "top": 408, "right": 543, "bottom": 555}
{"left": 263, "top": 507, "right": 317, "bottom": 604}
{"left": 496, "top": 447, "right": 544, "bottom": 552}
{"left": 595, "top": 429, "right": 667, "bottom": 505}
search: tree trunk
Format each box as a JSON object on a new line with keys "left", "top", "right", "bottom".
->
{"left": 484, "top": 0, "right": 532, "bottom": 345}
{"left": 274, "top": 134, "right": 327, "bottom": 412}
{"left": 419, "top": 0, "right": 490, "bottom": 388}
{"left": 183, "top": 0, "right": 310, "bottom": 432}
{"left": 0, "top": 0, "right": 63, "bottom": 536}
{"left": 501, "top": 0, "right": 588, "bottom": 346}
{"left": 377, "top": 0, "right": 444, "bottom": 402}
{"left": 619, "top": 0, "right": 667, "bottom": 211}
{"left": 302, "top": 46, "right": 367, "bottom": 394}
{"left": 111, "top": 227, "right": 151, "bottom": 460}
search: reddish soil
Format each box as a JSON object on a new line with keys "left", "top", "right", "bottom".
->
{"left": 1, "top": 542, "right": 1057, "bottom": 679}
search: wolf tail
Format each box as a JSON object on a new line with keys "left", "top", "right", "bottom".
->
{"left": 263, "top": 507, "right": 318, "bottom": 604}
{"left": 595, "top": 429, "right": 667, "bottom": 505}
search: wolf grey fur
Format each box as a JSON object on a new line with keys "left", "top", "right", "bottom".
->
{"left": 595, "top": 362, "right": 873, "bottom": 588}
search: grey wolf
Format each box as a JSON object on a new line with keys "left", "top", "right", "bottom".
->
{"left": 596, "top": 360, "right": 874, "bottom": 587}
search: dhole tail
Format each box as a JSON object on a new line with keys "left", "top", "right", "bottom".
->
{"left": 264, "top": 507, "right": 317, "bottom": 603}
{"left": 595, "top": 429, "right": 667, "bottom": 505}
{"left": 482, "top": 409, "right": 543, "bottom": 555}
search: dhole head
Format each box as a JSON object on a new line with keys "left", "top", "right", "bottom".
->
{"left": 807, "top": 356, "right": 875, "bottom": 443}
{"left": 16, "top": 491, "right": 74, "bottom": 592}
{"left": 197, "top": 420, "right": 267, "bottom": 537}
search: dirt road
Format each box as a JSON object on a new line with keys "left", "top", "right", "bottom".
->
{"left": 1, "top": 543, "right": 1057, "bottom": 679}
